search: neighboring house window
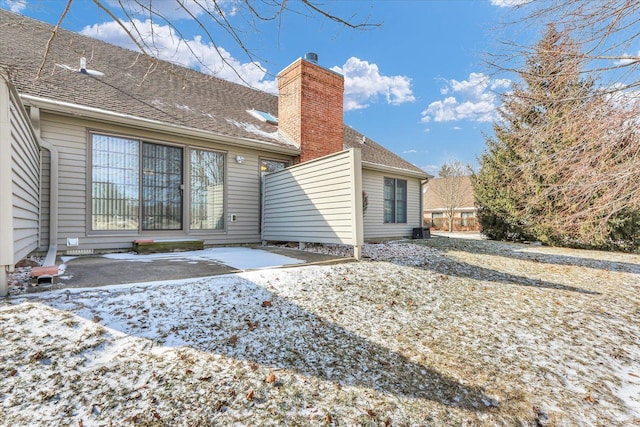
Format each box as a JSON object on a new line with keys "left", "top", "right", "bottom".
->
{"left": 91, "top": 134, "right": 184, "bottom": 231}
{"left": 383, "top": 177, "right": 407, "bottom": 223}
{"left": 431, "top": 212, "right": 444, "bottom": 227}
{"left": 190, "top": 149, "right": 225, "bottom": 230}
{"left": 461, "top": 211, "right": 475, "bottom": 227}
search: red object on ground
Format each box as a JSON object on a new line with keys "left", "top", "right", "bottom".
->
{"left": 31, "top": 265, "right": 59, "bottom": 277}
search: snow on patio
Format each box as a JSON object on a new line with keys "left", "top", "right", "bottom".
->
{"left": 1, "top": 239, "right": 639, "bottom": 426}
{"left": 96, "top": 246, "right": 306, "bottom": 270}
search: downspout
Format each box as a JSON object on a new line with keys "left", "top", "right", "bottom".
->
{"left": 30, "top": 107, "right": 59, "bottom": 280}
{"left": 421, "top": 178, "right": 429, "bottom": 229}
{"left": 0, "top": 72, "right": 11, "bottom": 296}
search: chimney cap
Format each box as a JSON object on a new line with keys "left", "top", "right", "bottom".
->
{"left": 304, "top": 52, "right": 318, "bottom": 63}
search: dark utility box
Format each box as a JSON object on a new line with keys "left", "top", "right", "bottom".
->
{"left": 412, "top": 227, "right": 431, "bottom": 239}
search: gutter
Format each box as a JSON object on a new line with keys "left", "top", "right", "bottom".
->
{"left": 420, "top": 178, "right": 429, "bottom": 228}
{"left": 29, "top": 107, "right": 60, "bottom": 283}
{"left": 362, "top": 161, "right": 430, "bottom": 179}
{"left": 19, "top": 94, "right": 301, "bottom": 156}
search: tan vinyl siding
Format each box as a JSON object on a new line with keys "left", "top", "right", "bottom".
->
{"left": 0, "top": 72, "right": 40, "bottom": 265}
{"left": 362, "top": 168, "right": 422, "bottom": 240}
{"left": 37, "top": 112, "right": 289, "bottom": 251}
{"left": 224, "top": 152, "right": 262, "bottom": 243}
{"left": 40, "top": 116, "right": 87, "bottom": 246}
{"left": 262, "top": 149, "right": 363, "bottom": 246}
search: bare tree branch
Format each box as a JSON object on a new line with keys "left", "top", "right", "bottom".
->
{"left": 41, "top": 1, "right": 380, "bottom": 88}
{"left": 36, "top": 0, "right": 73, "bottom": 78}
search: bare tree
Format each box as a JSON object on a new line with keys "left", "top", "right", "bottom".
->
{"left": 38, "top": 0, "right": 379, "bottom": 83}
{"left": 427, "top": 161, "right": 472, "bottom": 233}
{"left": 477, "top": 24, "right": 640, "bottom": 250}
{"left": 494, "top": 0, "right": 640, "bottom": 94}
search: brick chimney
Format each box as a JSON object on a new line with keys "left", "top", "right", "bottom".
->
{"left": 277, "top": 53, "right": 344, "bottom": 163}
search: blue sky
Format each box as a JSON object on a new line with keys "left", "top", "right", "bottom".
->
{"left": 2, "top": 0, "right": 529, "bottom": 176}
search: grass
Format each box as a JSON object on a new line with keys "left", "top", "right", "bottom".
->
{"left": 1, "top": 236, "right": 639, "bottom": 426}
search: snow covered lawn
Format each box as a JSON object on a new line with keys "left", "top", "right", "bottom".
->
{"left": 1, "top": 238, "right": 639, "bottom": 426}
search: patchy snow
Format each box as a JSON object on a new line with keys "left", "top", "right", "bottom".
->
{"left": 97, "top": 247, "right": 305, "bottom": 270}
{"left": 226, "top": 119, "right": 278, "bottom": 137}
{"left": 2, "top": 238, "right": 639, "bottom": 426}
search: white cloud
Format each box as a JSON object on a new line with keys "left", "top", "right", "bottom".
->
{"left": 3, "top": 0, "right": 26, "bottom": 13}
{"left": 81, "top": 19, "right": 276, "bottom": 93}
{"left": 490, "top": 0, "right": 530, "bottom": 7}
{"left": 603, "top": 83, "right": 640, "bottom": 112}
{"left": 79, "top": 21, "right": 414, "bottom": 109}
{"left": 421, "top": 72, "right": 510, "bottom": 123}
{"left": 614, "top": 51, "right": 640, "bottom": 66}
{"left": 421, "top": 164, "right": 440, "bottom": 177}
{"left": 332, "top": 57, "right": 415, "bottom": 111}
{"left": 105, "top": 0, "right": 236, "bottom": 20}
{"left": 403, "top": 149, "right": 417, "bottom": 154}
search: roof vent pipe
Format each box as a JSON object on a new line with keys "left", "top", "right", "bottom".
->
{"left": 304, "top": 52, "right": 318, "bottom": 63}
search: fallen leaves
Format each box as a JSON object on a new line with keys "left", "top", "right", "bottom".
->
{"left": 2, "top": 239, "right": 639, "bottom": 426}
{"left": 228, "top": 335, "right": 238, "bottom": 346}
{"left": 246, "top": 320, "right": 259, "bottom": 330}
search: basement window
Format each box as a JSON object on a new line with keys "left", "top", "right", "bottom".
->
{"left": 247, "top": 109, "right": 278, "bottom": 125}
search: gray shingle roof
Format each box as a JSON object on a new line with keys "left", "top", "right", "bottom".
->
{"left": 0, "top": 9, "right": 426, "bottom": 176}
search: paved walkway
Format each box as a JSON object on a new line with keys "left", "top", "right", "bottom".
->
{"left": 430, "top": 231, "right": 485, "bottom": 240}
{"left": 28, "top": 246, "right": 353, "bottom": 293}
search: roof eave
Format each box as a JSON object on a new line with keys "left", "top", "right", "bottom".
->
{"left": 20, "top": 94, "right": 302, "bottom": 156}
{"left": 362, "top": 161, "right": 430, "bottom": 179}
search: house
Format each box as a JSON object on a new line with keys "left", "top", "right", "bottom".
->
{"left": 0, "top": 10, "right": 428, "bottom": 295}
{"left": 422, "top": 175, "right": 479, "bottom": 231}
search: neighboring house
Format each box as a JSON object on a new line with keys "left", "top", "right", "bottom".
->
{"left": 422, "top": 175, "right": 479, "bottom": 232}
{"left": 0, "top": 10, "right": 428, "bottom": 295}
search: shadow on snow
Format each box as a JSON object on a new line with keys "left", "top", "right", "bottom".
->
{"left": 38, "top": 275, "right": 496, "bottom": 412}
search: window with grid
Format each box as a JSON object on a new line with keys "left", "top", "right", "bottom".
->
{"left": 141, "top": 143, "right": 183, "bottom": 230}
{"left": 383, "top": 177, "right": 408, "bottom": 224}
{"left": 91, "top": 134, "right": 184, "bottom": 231}
{"left": 190, "top": 149, "right": 225, "bottom": 230}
